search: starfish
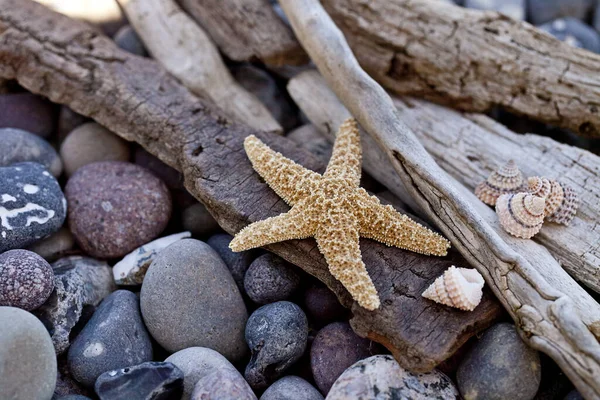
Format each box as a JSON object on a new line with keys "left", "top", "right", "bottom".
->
{"left": 230, "top": 118, "right": 451, "bottom": 310}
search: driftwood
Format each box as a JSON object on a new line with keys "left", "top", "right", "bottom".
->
{"left": 177, "top": 0, "right": 308, "bottom": 66}
{"left": 322, "top": 0, "right": 600, "bottom": 138}
{"left": 0, "top": 0, "right": 502, "bottom": 371}
{"left": 117, "top": 0, "right": 282, "bottom": 135}
{"left": 288, "top": 71, "right": 600, "bottom": 330}
{"left": 278, "top": 0, "right": 600, "bottom": 397}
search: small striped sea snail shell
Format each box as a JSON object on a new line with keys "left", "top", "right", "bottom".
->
{"left": 496, "top": 192, "right": 545, "bottom": 239}
{"left": 527, "top": 176, "right": 579, "bottom": 226}
{"left": 422, "top": 265, "right": 485, "bottom": 311}
{"left": 475, "top": 159, "right": 525, "bottom": 206}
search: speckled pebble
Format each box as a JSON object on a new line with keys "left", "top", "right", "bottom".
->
{"left": 34, "top": 256, "right": 116, "bottom": 355}
{"left": 207, "top": 233, "right": 255, "bottom": 292}
{"left": 303, "top": 283, "right": 347, "bottom": 326}
{"left": 68, "top": 290, "right": 153, "bottom": 387}
{"left": 60, "top": 122, "right": 130, "bottom": 177}
{"left": 181, "top": 202, "right": 221, "bottom": 237}
{"left": 244, "top": 253, "right": 301, "bottom": 304}
{"left": 0, "top": 127, "right": 62, "bottom": 176}
{"left": 141, "top": 239, "right": 248, "bottom": 360}
{"left": 0, "top": 92, "right": 56, "bottom": 137}
{"left": 539, "top": 18, "right": 600, "bottom": 53}
{"left": 191, "top": 368, "right": 257, "bottom": 400}
{"left": 327, "top": 355, "right": 458, "bottom": 400}
{"left": 456, "top": 323, "right": 541, "bottom": 400}
{"left": 245, "top": 301, "right": 308, "bottom": 390}
{"left": 65, "top": 161, "right": 171, "bottom": 258}
{"left": 0, "top": 162, "right": 67, "bottom": 252}
{"left": 26, "top": 227, "right": 75, "bottom": 262}
{"left": 0, "top": 249, "right": 54, "bottom": 311}
{"left": 113, "top": 25, "right": 148, "bottom": 57}
{"left": 311, "top": 322, "right": 380, "bottom": 395}
{"left": 260, "top": 376, "right": 323, "bottom": 400}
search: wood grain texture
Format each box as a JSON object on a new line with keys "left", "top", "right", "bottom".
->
{"left": 278, "top": 0, "right": 600, "bottom": 397}
{"left": 322, "top": 0, "right": 600, "bottom": 137}
{"left": 0, "top": 0, "right": 501, "bottom": 372}
{"left": 118, "top": 0, "right": 282, "bottom": 134}
{"left": 177, "top": 0, "right": 308, "bottom": 66}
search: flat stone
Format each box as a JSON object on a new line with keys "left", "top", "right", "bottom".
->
{"left": 0, "top": 249, "right": 54, "bottom": 311}
{"left": 181, "top": 202, "right": 221, "bottom": 237}
{"left": 35, "top": 256, "right": 116, "bottom": 354}
{"left": 244, "top": 253, "right": 301, "bottom": 305}
{"left": 0, "top": 127, "right": 62, "bottom": 176}
{"left": 527, "top": 0, "right": 593, "bottom": 25}
{"left": 260, "top": 376, "right": 323, "bottom": 400}
{"left": 0, "top": 162, "right": 67, "bottom": 252}
{"left": 539, "top": 18, "right": 600, "bottom": 53}
{"left": 191, "top": 368, "right": 257, "bottom": 400}
{"left": 165, "top": 347, "right": 244, "bottom": 400}
{"left": 113, "top": 25, "right": 148, "bottom": 57}
{"left": 60, "top": 122, "right": 131, "bottom": 177}
{"left": 65, "top": 161, "right": 171, "bottom": 258}
{"left": 27, "top": 227, "right": 75, "bottom": 262}
{"left": 0, "top": 92, "right": 56, "bottom": 137}
{"left": 327, "top": 355, "right": 458, "bottom": 400}
{"left": 68, "top": 290, "right": 153, "bottom": 387}
{"left": 0, "top": 306, "right": 57, "bottom": 400}
{"left": 207, "top": 233, "right": 256, "bottom": 292}
{"left": 95, "top": 361, "right": 184, "bottom": 400}
{"left": 465, "top": 0, "right": 524, "bottom": 20}
{"left": 245, "top": 301, "right": 308, "bottom": 390}
{"left": 141, "top": 239, "right": 248, "bottom": 360}
{"left": 456, "top": 323, "right": 541, "bottom": 400}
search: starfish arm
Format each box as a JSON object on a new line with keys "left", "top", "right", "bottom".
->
{"left": 315, "top": 217, "right": 380, "bottom": 310}
{"left": 244, "top": 135, "right": 322, "bottom": 206}
{"left": 324, "top": 118, "right": 362, "bottom": 186}
{"left": 357, "top": 191, "right": 451, "bottom": 256}
{"left": 229, "top": 207, "right": 315, "bottom": 252}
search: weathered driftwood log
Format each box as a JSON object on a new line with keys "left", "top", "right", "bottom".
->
{"left": 322, "top": 0, "right": 600, "bottom": 138}
{"left": 288, "top": 70, "right": 600, "bottom": 330}
{"left": 177, "top": 0, "right": 308, "bottom": 66}
{"left": 117, "top": 0, "right": 282, "bottom": 135}
{"left": 0, "top": 0, "right": 502, "bottom": 371}
{"left": 278, "top": 0, "right": 600, "bottom": 397}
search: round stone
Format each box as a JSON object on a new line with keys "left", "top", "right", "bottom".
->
{"left": 0, "top": 92, "right": 57, "bottom": 138}
{"left": 141, "top": 239, "right": 248, "bottom": 361}
{"left": 311, "top": 322, "right": 381, "bottom": 395}
{"left": 245, "top": 301, "right": 308, "bottom": 390}
{"left": 261, "top": 376, "right": 324, "bottom": 400}
{"left": 60, "top": 122, "right": 131, "bottom": 177}
{"left": 539, "top": 18, "right": 600, "bottom": 53}
{"left": 0, "top": 249, "right": 54, "bottom": 311}
{"left": 113, "top": 25, "right": 148, "bottom": 57}
{"left": 0, "top": 306, "right": 57, "bottom": 400}
{"left": 0, "top": 162, "right": 67, "bottom": 253}
{"left": 456, "top": 323, "right": 541, "bottom": 400}
{"left": 27, "top": 226, "right": 75, "bottom": 262}
{"left": 65, "top": 161, "right": 171, "bottom": 258}
{"left": 0, "top": 127, "right": 62, "bottom": 176}
{"left": 165, "top": 347, "right": 245, "bottom": 400}
{"left": 192, "top": 369, "right": 257, "bottom": 400}
{"left": 207, "top": 233, "right": 256, "bottom": 292}
{"left": 327, "top": 355, "right": 458, "bottom": 399}
{"left": 303, "top": 283, "right": 347, "bottom": 327}
{"left": 244, "top": 253, "right": 301, "bottom": 304}
{"left": 68, "top": 290, "right": 153, "bottom": 387}
{"left": 527, "top": 0, "right": 593, "bottom": 25}
{"left": 181, "top": 202, "right": 221, "bottom": 237}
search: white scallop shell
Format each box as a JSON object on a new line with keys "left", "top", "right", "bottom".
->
{"left": 422, "top": 266, "right": 485, "bottom": 311}
{"left": 496, "top": 193, "right": 545, "bottom": 239}
{"left": 475, "top": 160, "right": 525, "bottom": 206}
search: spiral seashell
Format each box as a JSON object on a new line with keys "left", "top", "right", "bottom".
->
{"left": 422, "top": 266, "right": 485, "bottom": 311}
{"left": 546, "top": 182, "right": 579, "bottom": 226}
{"left": 496, "top": 192, "right": 545, "bottom": 239}
{"left": 527, "top": 177, "right": 579, "bottom": 225}
{"left": 475, "top": 160, "right": 525, "bottom": 206}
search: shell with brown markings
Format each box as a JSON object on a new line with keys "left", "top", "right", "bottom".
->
{"left": 496, "top": 192, "right": 545, "bottom": 239}
{"left": 475, "top": 160, "right": 525, "bottom": 206}
{"left": 422, "top": 265, "right": 485, "bottom": 311}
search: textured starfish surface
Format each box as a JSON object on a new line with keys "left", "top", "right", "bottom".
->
{"left": 230, "top": 118, "right": 451, "bottom": 310}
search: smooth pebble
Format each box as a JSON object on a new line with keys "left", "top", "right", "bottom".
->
{"left": 244, "top": 253, "right": 301, "bottom": 304}
{"left": 0, "top": 127, "right": 62, "bottom": 176}
{"left": 260, "top": 376, "right": 323, "bottom": 400}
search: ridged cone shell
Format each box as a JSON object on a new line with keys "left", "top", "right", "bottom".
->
{"left": 475, "top": 160, "right": 525, "bottom": 206}
{"left": 496, "top": 192, "right": 545, "bottom": 239}
{"left": 422, "top": 266, "right": 485, "bottom": 311}
{"left": 546, "top": 182, "right": 579, "bottom": 225}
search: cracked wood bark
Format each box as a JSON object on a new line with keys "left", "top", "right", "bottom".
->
{"left": 0, "top": 0, "right": 502, "bottom": 371}
{"left": 278, "top": 0, "right": 600, "bottom": 397}
{"left": 177, "top": 0, "right": 308, "bottom": 66}
{"left": 322, "top": 0, "right": 600, "bottom": 138}
{"left": 117, "top": 0, "right": 282, "bottom": 135}
{"left": 288, "top": 70, "right": 600, "bottom": 330}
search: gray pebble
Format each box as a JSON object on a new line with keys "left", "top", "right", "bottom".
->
{"left": 457, "top": 323, "right": 541, "bottom": 400}
{"left": 260, "top": 376, "right": 323, "bottom": 400}
{"left": 244, "top": 253, "right": 301, "bottom": 305}
{"left": 27, "top": 227, "right": 75, "bottom": 262}
{"left": 0, "top": 127, "right": 62, "bottom": 176}
{"left": 181, "top": 202, "right": 221, "bottom": 237}
{"left": 327, "top": 355, "right": 458, "bottom": 399}
{"left": 527, "top": 0, "right": 593, "bottom": 25}
{"left": 0, "top": 306, "right": 57, "bottom": 400}
{"left": 141, "top": 239, "right": 248, "bottom": 361}
{"left": 0, "top": 162, "right": 67, "bottom": 252}
{"left": 245, "top": 301, "right": 308, "bottom": 390}
{"left": 539, "top": 18, "right": 600, "bottom": 53}
{"left": 207, "top": 233, "right": 255, "bottom": 292}
{"left": 465, "top": 0, "right": 524, "bottom": 20}
{"left": 68, "top": 290, "right": 153, "bottom": 387}
{"left": 0, "top": 92, "right": 56, "bottom": 138}
{"left": 0, "top": 249, "right": 54, "bottom": 311}
{"left": 165, "top": 347, "right": 245, "bottom": 400}
{"left": 113, "top": 25, "right": 148, "bottom": 57}
{"left": 35, "top": 256, "right": 116, "bottom": 354}
{"left": 192, "top": 368, "right": 257, "bottom": 400}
